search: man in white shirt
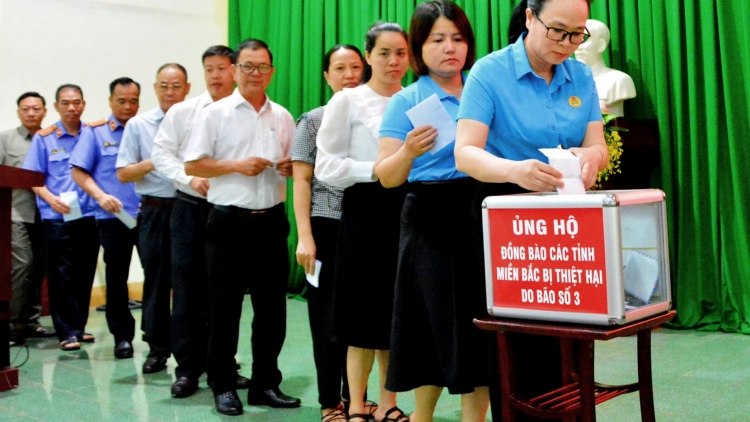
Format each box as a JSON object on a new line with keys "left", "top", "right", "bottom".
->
{"left": 184, "top": 39, "right": 298, "bottom": 416}
{"left": 151, "top": 46, "right": 251, "bottom": 398}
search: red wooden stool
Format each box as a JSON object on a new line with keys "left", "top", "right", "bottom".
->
{"left": 475, "top": 310, "right": 675, "bottom": 422}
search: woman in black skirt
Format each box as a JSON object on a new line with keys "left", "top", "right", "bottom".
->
{"left": 455, "top": 1, "right": 606, "bottom": 420}
{"left": 292, "top": 44, "right": 365, "bottom": 421}
{"left": 315, "top": 22, "right": 410, "bottom": 422}
{"left": 374, "top": 2, "right": 490, "bottom": 421}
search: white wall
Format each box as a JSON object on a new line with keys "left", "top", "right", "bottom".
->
{"left": 0, "top": 0, "right": 228, "bottom": 127}
{"left": 0, "top": 0, "right": 228, "bottom": 285}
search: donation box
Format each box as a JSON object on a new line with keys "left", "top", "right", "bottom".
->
{"left": 482, "top": 189, "right": 671, "bottom": 325}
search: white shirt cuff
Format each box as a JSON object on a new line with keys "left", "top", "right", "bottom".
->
{"left": 350, "top": 161, "right": 376, "bottom": 183}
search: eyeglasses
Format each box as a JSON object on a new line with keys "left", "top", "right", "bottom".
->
{"left": 533, "top": 12, "right": 590, "bottom": 45}
{"left": 237, "top": 62, "right": 274, "bottom": 74}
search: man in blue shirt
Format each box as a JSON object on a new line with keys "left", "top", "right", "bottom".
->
{"left": 116, "top": 63, "right": 188, "bottom": 374}
{"left": 70, "top": 78, "right": 142, "bottom": 359}
{"left": 21, "top": 84, "right": 100, "bottom": 352}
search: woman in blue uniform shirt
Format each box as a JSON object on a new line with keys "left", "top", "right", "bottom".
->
{"left": 375, "top": 2, "right": 490, "bottom": 421}
{"left": 454, "top": 0, "right": 607, "bottom": 419}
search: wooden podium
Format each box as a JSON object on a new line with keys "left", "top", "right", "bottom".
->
{"left": 0, "top": 165, "right": 44, "bottom": 391}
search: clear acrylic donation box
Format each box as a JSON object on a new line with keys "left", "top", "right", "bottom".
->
{"left": 482, "top": 189, "right": 671, "bottom": 325}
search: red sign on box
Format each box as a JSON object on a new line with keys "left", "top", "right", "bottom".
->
{"left": 487, "top": 207, "right": 608, "bottom": 315}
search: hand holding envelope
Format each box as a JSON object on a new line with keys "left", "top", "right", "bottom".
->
{"left": 405, "top": 94, "right": 457, "bottom": 155}
{"left": 59, "top": 191, "right": 82, "bottom": 222}
{"left": 403, "top": 126, "right": 438, "bottom": 158}
{"left": 539, "top": 148, "right": 586, "bottom": 195}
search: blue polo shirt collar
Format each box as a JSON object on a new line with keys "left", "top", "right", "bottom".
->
{"left": 512, "top": 32, "right": 572, "bottom": 89}
{"left": 417, "top": 73, "right": 466, "bottom": 102}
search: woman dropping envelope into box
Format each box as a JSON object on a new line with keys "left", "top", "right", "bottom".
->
{"left": 452, "top": 0, "right": 608, "bottom": 418}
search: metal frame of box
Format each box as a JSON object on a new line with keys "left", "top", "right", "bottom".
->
{"left": 482, "top": 190, "right": 671, "bottom": 325}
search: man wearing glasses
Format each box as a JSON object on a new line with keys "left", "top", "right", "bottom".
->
{"left": 184, "top": 38, "right": 298, "bottom": 416}
{"left": 116, "top": 64, "right": 189, "bottom": 375}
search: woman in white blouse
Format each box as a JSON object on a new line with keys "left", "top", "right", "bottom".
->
{"left": 315, "top": 22, "right": 410, "bottom": 422}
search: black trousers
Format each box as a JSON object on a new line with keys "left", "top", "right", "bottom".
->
{"left": 205, "top": 204, "right": 289, "bottom": 394}
{"left": 171, "top": 192, "right": 210, "bottom": 380}
{"left": 45, "top": 217, "right": 99, "bottom": 341}
{"left": 97, "top": 218, "right": 138, "bottom": 343}
{"left": 10, "top": 218, "right": 45, "bottom": 333}
{"left": 138, "top": 199, "right": 174, "bottom": 358}
{"left": 308, "top": 217, "right": 349, "bottom": 408}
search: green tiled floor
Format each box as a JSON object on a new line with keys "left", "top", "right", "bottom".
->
{"left": 2, "top": 299, "right": 749, "bottom": 421}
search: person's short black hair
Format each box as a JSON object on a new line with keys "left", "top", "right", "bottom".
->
{"left": 323, "top": 44, "right": 364, "bottom": 72}
{"left": 55, "top": 84, "right": 84, "bottom": 102}
{"left": 409, "top": 0, "right": 475, "bottom": 76}
{"left": 362, "top": 22, "right": 408, "bottom": 83}
{"left": 156, "top": 63, "right": 188, "bottom": 80}
{"left": 202, "top": 45, "right": 237, "bottom": 65}
{"left": 17, "top": 92, "right": 46, "bottom": 107}
{"left": 109, "top": 77, "right": 141, "bottom": 96}
{"left": 236, "top": 38, "right": 273, "bottom": 65}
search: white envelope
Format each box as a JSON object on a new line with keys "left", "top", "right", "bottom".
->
{"left": 623, "top": 250, "right": 659, "bottom": 303}
{"left": 59, "top": 191, "right": 83, "bottom": 222}
{"left": 405, "top": 94, "right": 457, "bottom": 154}
{"left": 114, "top": 209, "right": 137, "bottom": 229}
{"left": 306, "top": 260, "right": 322, "bottom": 288}
{"left": 539, "top": 148, "right": 585, "bottom": 195}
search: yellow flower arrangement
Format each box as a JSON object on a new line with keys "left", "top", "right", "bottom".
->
{"left": 596, "top": 112, "right": 626, "bottom": 187}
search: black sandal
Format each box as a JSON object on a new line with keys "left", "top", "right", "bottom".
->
{"left": 380, "top": 406, "right": 409, "bottom": 422}
{"left": 60, "top": 336, "right": 81, "bottom": 351}
{"left": 323, "top": 403, "right": 347, "bottom": 422}
{"left": 349, "top": 414, "right": 370, "bottom": 422}
{"left": 364, "top": 400, "right": 378, "bottom": 418}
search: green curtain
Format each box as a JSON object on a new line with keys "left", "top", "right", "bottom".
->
{"left": 229, "top": 0, "right": 750, "bottom": 333}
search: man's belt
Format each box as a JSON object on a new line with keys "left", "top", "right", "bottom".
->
{"left": 141, "top": 195, "right": 175, "bottom": 209}
{"left": 211, "top": 203, "right": 283, "bottom": 219}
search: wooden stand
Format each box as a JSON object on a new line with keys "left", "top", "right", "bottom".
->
{"left": 475, "top": 310, "right": 676, "bottom": 422}
{"left": 0, "top": 165, "right": 45, "bottom": 392}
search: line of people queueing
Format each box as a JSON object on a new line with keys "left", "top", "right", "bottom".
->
{"left": 4, "top": 0, "right": 606, "bottom": 419}
{"left": 295, "top": 0, "right": 606, "bottom": 421}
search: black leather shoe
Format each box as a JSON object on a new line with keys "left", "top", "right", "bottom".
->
{"left": 114, "top": 341, "right": 134, "bottom": 359}
{"left": 236, "top": 375, "right": 251, "bottom": 389}
{"left": 247, "top": 387, "right": 301, "bottom": 408}
{"left": 171, "top": 377, "right": 198, "bottom": 398}
{"left": 214, "top": 390, "right": 243, "bottom": 416}
{"left": 142, "top": 356, "right": 168, "bottom": 373}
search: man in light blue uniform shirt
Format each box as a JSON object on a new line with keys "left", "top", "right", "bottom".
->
{"left": 116, "top": 63, "right": 189, "bottom": 375}
{"left": 70, "top": 77, "right": 142, "bottom": 360}
{"left": 22, "top": 84, "right": 100, "bottom": 352}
